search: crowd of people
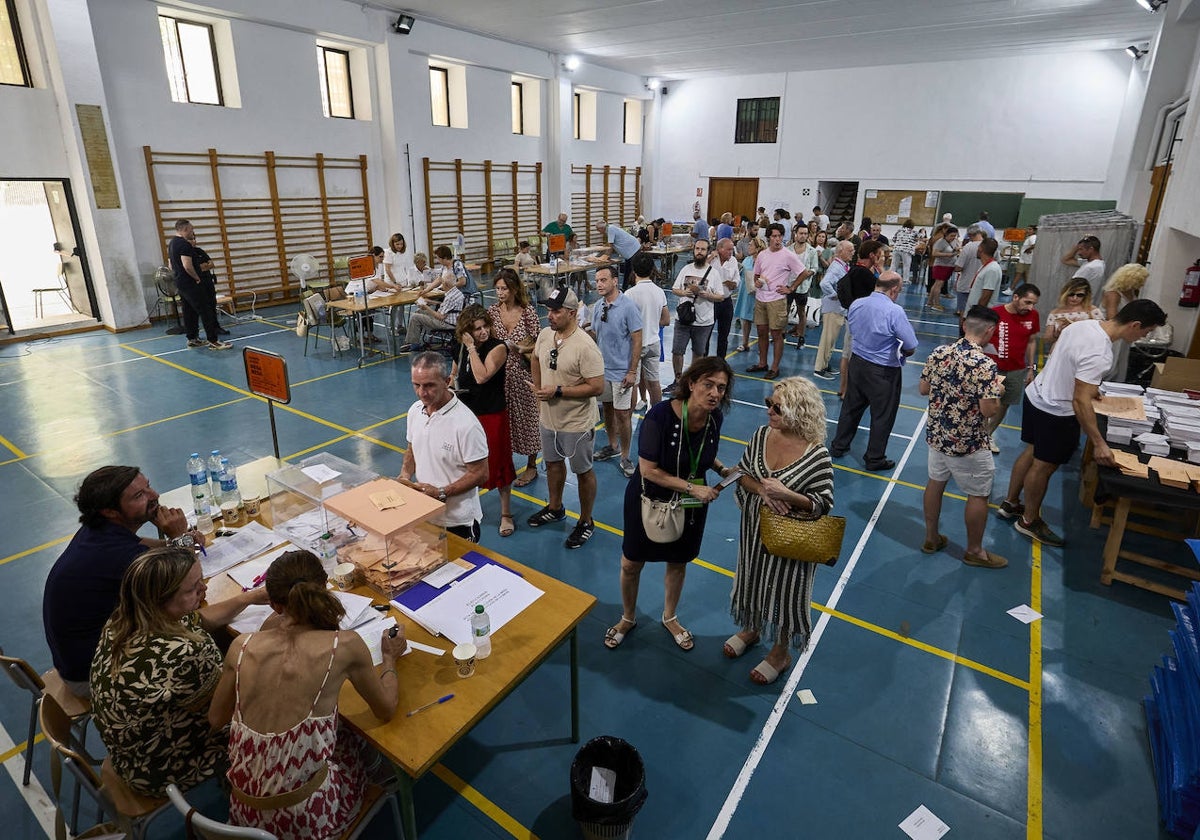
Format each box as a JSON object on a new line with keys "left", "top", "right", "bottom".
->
{"left": 40, "top": 205, "right": 1171, "bottom": 836}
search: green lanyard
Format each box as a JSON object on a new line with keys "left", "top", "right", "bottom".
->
{"left": 681, "top": 401, "right": 706, "bottom": 480}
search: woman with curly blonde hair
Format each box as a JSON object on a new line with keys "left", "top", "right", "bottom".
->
{"left": 724, "top": 376, "right": 834, "bottom": 685}
{"left": 1101, "top": 263, "right": 1148, "bottom": 320}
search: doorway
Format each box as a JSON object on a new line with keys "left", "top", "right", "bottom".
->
{"left": 707, "top": 178, "right": 759, "bottom": 226}
{"left": 817, "top": 181, "right": 859, "bottom": 230}
{"left": 0, "top": 179, "right": 98, "bottom": 335}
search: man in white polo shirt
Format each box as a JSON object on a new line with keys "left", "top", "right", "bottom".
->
{"left": 400, "top": 351, "right": 489, "bottom": 542}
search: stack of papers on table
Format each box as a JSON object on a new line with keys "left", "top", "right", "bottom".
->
{"left": 1100, "top": 381, "right": 1145, "bottom": 397}
{"left": 226, "top": 543, "right": 302, "bottom": 589}
{"left": 200, "top": 521, "right": 282, "bottom": 579}
{"left": 1112, "top": 450, "right": 1149, "bottom": 479}
{"left": 1188, "top": 443, "right": 1200, "bottom": 465}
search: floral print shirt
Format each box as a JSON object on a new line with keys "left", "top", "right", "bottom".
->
{"left": 921, "top": 338, "right": 1004, "bottom": 456}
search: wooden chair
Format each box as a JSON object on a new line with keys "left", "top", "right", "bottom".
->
{"left": 166, "top": 781, "right": 404, "bottom": 840}
{"left": 0, "top": 646, "right": 91, "bottom": 786}
{"left": 39, "top": 693, "right": 170, "bottom": 840}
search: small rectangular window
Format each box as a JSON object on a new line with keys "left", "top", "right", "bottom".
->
{"left": 318, "top": 47, "right": 353, "bottom": 119}
{"left": 0, "top": 0, "right": 31, "bottom": 87}
{"left": 159, "top": 15, "right": 223, "bottom": 105}
{"left": 511, "top": 81, "right": 524, "bottom": 134}
{"left": 430, "top": 65, "right": 450, "bottom": 127}
{"left": 734, "top": 97, "right": 780, "bottom": 144}
{"left": 623, "top": 99, "right": 642, "bottom": 145}
{"left": 573, "top": 91, "right": 581, "bottom": 140}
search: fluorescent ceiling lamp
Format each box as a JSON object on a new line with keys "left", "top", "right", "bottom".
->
{"left": 1126, "top": 45, "right": 1147, "bottom": 59}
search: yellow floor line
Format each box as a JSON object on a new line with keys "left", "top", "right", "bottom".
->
{"left": 0, "top": 534, "right": 72, "bottom": 567}
{"left": 285, "top": 413, "right": 409, "bottom": 461}
{"left": 0, "top": 432, "right": 27, "bottom": 459}
{"left": 0, "top": 734, "right": 41, "bottom": 764}
{"left": 432, "top": 763, "right": 540, "bottom": 840}
{"left": 1027, "top": 541, "right": 1044, "bottom": 838}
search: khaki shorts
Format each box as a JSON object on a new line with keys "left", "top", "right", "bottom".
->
{"left": 637, "top": 343, "right": 661, "bottom": 383}
{"left": 600, "top": 379, "right": 634, "bottom": 411}
{"left": 1013, "top": 262, "right": 1030, "bottom": 278}
{"left": 999, "top": 368, "right": 1026, "bottom": 407}
{"left": 754, "top": 298, "right": 789, "bottom": 331}
{"left": 928, "top": 447, "right": 995, "bottom": 497}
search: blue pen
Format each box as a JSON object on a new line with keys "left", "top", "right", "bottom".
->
{"left": 406, "top": 694, "right": 454, "bottom": 717}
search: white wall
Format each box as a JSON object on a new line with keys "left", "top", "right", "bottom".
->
{"left": 653, "top": 51, "right": 1133, "bottom": 224}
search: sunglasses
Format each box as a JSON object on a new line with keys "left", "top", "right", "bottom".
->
{"left": 601, "top": 303, "right": 610, "bottom": 323}
{"left": 1067, "top": 291, "right": 1086, "bottom": 298}
{"left": 764, "top": 398, "right": 781, "bottom": 413}
{"left": 548, "top": 348, "right": 559, "bottom": 370}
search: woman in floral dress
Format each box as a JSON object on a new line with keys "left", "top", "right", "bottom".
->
{"left": 488, "top": 267, "right": 542, "bottom": 486}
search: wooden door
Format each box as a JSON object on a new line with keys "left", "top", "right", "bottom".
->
{"left": 707, "top": 178, "right": 758, "bottom": 225}
{"left": 1138, "top": 164, "right": 1170, "bottom": 264}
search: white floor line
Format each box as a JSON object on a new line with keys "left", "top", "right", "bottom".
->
{"left": 706, "top": 411, "right": 929, "bottom": 840}
{"left": 1, "top": 725, "right": 57, "bottom": 839}
{"left": 728, "top": 397, "right": 914, "bottom": 441}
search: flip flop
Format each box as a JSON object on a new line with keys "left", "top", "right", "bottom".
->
{"left": 750, "top": 656, "right": 792, "bottom": 685}
{"left": 499, "top": 515, "right": 515, "bottom": 537}
{"left": 747, "top": 364, "right": 768, "bottom": 373}
{"left": 662, "top": 614, "right": 694, "bottom": 651}
{"left": 921, "top": 534, "right": 948, "bottom": 554}
{"left": 513, "top": 468, "right": 537, "bottom": 488}
{"left": 723, "top": 633, "right": 759, "bottom": 659}
{"left": 604, "top": 617, "right": 637, "bottom": 649}
{"left": 764, "top": 369, "right": 780, "bottom": 380}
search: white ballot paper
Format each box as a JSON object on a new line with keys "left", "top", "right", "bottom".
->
{"left": 300, "top": 463, "right": 341, "bottom": 484}
{"left": 899, "top": 805, "right": 950, "bottom": 839}
{"left": 796, "top": 689, "right": 818, "bottom": 705}
{"left": 226, "top": 543, "right": 301, "bottom": 590}
{"left": 200, "top": 521, "right": 281, "bottom": 579}
{"left": 1006, "top": 604, "right": 1043, "bottom": 624}
{"left": 413, "top": 563, "right": 544, "bottom": 646}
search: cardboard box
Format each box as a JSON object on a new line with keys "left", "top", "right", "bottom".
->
{"left": 1150, "top": 357, "right": 1200, "bottom": 393}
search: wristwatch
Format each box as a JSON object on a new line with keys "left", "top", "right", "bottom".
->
{"left": 554, "top": 385, "right": 563, "bottom": 398}
{"left": 436, "top": 487, "right": 448, "bottom": 502}
{"left": 168, "top": 533, "right": 197, "bottom": 550}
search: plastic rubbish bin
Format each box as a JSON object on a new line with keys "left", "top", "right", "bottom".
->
{"left": 570, "top": 736, "right": 648, "bottom": 839}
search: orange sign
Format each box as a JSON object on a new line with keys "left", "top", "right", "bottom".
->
{"left": 661, "top": 222, "right": 673, "bottom": 236}
{"left": 243, "top": 347, "right": 291, "bottom": 404}
{"left": 1003, "top": 228, "right": 1028, "bottom": 242}
{"left": 547, "top": 234, "right": 566, "bottom": 253}
{"left": 348, "top": 254, "right": 375, "bottom": 279}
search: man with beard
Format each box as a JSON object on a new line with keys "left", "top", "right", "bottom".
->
{"left": 984, "top": 283, "right": 1041, "bottom": 453}
{"left": 666, "top": 238, "right": 725, "bottom": 394}
{"left": 43, "top": 466, "right": 198, "bottom": 697}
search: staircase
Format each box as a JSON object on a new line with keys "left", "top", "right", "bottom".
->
{"left": 828, "top": 182, "right": 857, "bottom": 229}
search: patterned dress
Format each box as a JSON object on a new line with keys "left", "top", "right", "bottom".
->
{"left": 90, "top": 612, "right": 226, "bottom": 796}
{"left": 227, "top": 633, "right": 367, "bottom": 840}
{"left": 730, "top": 427, "right": 835, "bottom": 651}
{"left": 488, "top": 303, "right": 542, "bottom": 456}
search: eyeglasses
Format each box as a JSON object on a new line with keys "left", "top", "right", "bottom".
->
{"left": 764, "top": 398, "right": 781, "bottom": 413}
{"left": 601, "top": 303, "right": 611, "bottom": 323}
{"left": 548, "top": 348, "right": 559, "bottom": 370}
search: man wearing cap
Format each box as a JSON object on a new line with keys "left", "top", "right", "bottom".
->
{"left": 1061, "top": 235, "right": 1105, "bottom": 287}
{"left": 529, "top": 286, "right": 605, "bottom": 549}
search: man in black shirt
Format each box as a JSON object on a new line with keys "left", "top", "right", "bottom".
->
{"left": 168, "top": 219, "right": 230, "bottom": 349}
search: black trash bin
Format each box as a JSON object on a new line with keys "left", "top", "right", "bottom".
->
{"left": 570, "top": 736, "right": 648, "bottom": 839}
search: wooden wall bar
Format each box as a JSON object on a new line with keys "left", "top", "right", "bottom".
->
{"left": 570, "top": 164, "right": 642, "bottom": 246}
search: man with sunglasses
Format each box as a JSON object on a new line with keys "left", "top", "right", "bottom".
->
{"left": 590, "top": 265, "right": 643, "bottom": 478}
{"left": 529, "top": 286, "right": 605, "bottom": 548}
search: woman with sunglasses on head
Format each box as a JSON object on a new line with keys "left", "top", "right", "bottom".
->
{"left": 453, "top": 304, "right": 518, "bottom": 537}
{"left": 724, "top": 377, "right": 834, "bottom": 685}
{"left": 605, "top": 357, "right": 736, "bottom": 652}
{"left": 1043, "top": 278, "right": 1104, "bottom": 350}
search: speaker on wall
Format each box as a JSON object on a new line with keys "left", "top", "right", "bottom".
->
{"left": 661, "top": 86, "right": 669, "bottom": 95}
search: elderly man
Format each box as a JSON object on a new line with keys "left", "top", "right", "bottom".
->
{"left": 43, "top": 466, "right": 199, "bottom": 697}
{"left": 830, "top": 272, "right": 918, "bottom": 471}
{"left": 400, "top": 351, "right": 489, "bottom": 542}
{"left": 748, "top": 223, "right": 805, "bottom": 379}
{"left": 169, "top": 219, "right": 231, "bottom": 350}
{"left": 716, "top": 212, "right": 735, "bottom": 242}
{"left": 399, "top": 266, "right": 464, "bottom": 352}
{"left": 1000, "top": 299, "right": 1166, "bottom": 547}
{"left": 1060, "top": 235, "right": 1105, "bottom": 287}
{"left": 543, "top": 211, "right": 573, "bottom": 256}
{"left": 666, "top": 238, "right": 725, "bottom": 395}
{"left": 814, "top": 239, "right": 856, "bottom": 379}
{"left": 920, "top": 306, "right": 1007, "bottom": 569}
{"left": 709, "top": 236, "right": 740, "bottom": 357}
{"left": 529, "top": 286, "right": 605, "bottom": 549}
{"left": 590, "top": 265, "right": 643, "bottom": 478}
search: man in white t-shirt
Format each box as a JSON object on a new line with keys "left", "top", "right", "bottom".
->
{"left": 1060, "top": 235, "right": 1105, "bottom": 289}
{"left": 624, "top": 252, "right": 670, "bottom": 408}
{"left": 953, "top": 225, "right": 984, "bottom": 316}
{"left": 400, "top": 352, "right": 489, "bottom": 542}
{"left": 812, "top": 206, "right": 830, "bottom": 232}
{"left": 666, "top": 239, "right": 724, "bottom": 395}
{"left": 998, "top": 299, "right": 1166, "bottom": 547}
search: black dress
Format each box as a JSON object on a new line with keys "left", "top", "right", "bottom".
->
{"left": 621, "top": 400, "right": 724, "bottom": 563}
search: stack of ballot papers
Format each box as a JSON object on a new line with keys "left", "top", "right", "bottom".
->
{"left": 1135, "top": 432, "right": 1172, "bottom": 457}
{"left": 228, "top": 587, "right": 398, "bottom": 665}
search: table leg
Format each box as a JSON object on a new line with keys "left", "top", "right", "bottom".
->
{"left": 1100, "top": 496, "right": 1131, "bottom": 585}
{"left": 397, "top": 770, "right": 418, "bottom": 840}
{"left": 570, "top": 626, "right": 580, "bottom": 743}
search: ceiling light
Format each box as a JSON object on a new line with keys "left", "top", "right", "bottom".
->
{"left": 1136, "top": 0, "right": 1167, "bottom": 11}
{"left": 563, "top": 55, "right": 580, "bottom": 71}
{"left": 1126, "top": 45, "right": 1148, "bottom": 59}
{"left": 646, "top": 77, "right": 660, "bottom": 91}
{"left": 393, "top": 14, "right": 415, "bottom": 34}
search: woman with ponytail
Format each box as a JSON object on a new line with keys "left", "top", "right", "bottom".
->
{"left": 209, "top": 550, "right": 407, "bottom": 839}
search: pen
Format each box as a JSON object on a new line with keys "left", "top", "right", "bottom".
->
{"left": 406, "top": 694, "right": 454, "bottom": 717}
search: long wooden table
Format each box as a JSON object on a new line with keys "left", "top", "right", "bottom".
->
{"left": 328, "top": 288, "right": 442, "bottom": 364}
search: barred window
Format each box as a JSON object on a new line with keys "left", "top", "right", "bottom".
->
{"left": 734, "top": 97, "right": 780, "bottom": 144}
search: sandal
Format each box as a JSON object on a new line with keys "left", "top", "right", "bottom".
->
{"left": 750, "top": 656, "right": 792, "bottom": 685}
{"left": 662, "top": 614, "right": 694, "bottom": 651}
{"left": 499, "top": 515, "right": 515, "bottom": 537}
{"left": 747, "top": 364, "right": 768, "bottom": 373}
{"left": 764, "top": 369, "right": 780, "bottom": 380}
{"left": 513, "top": 468, "right": 538, "bottom": 488}
{"left": 604, "top": 617, "right": 637, "bottom": 649}
{"left": 921, "top": 534, "right": 948, "bottom": 554}
{"left": 723, "top": 632, "right": 759, "bottom": 659}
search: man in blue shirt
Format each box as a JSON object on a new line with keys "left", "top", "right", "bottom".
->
{"left": 589, "top": 265, "right": 643, "bottom": 477}
{"left": 716, "top": 212, "right": 734, "bottom": 242}
{"left": 830, "top": 272, "right": 918, "bottom": 471}
{"left": 691, "top": 210, "right": 708, "bottom": 241}
{"left": 597, "top": 220, "right": 642, "bottom": 289}
{"left": 976, "top": 211, "right": 996, "bottom": 239}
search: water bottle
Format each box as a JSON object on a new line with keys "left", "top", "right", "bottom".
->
{"left": 218, "top": 458, "right": 240, "bottom": 502}
{"left": 187, "top": 453, "right": 210, "bottom": 516}
{"left": 318, "top": 532, "right": 338, "bottom": 566}
{"left": 470, "top": 604, "right": 492, "bottom": 658}
{"left": 207, "top": 450, "right": 223, "bottom": 496}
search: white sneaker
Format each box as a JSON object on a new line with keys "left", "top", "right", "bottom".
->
{"left": 989, "top": 436, "right": 999, "bottom": 454}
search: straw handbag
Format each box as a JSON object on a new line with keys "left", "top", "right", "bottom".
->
{"left": 759, "top": 506, "right": 846, "bottom": 566}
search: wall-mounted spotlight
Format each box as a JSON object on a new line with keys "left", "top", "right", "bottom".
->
{"left": 646, "top": 77, "right": 660, "bottom": 91}
{"left": 1126, "top": 45, "right": 1148, "bottom": 60}
{"left": 393, "top": 14, "right": 415, "bottom": 34}
{"left": 563, "top": 55, "right": 581, "bottom": 71}
{"left": 1135, "top": 0, "right": 1167, "bottom": 12}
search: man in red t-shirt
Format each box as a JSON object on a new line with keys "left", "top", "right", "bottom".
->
{"left": 985, "top": 283, "right": 1041, "bottom": 452}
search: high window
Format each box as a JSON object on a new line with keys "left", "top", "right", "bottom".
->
{"left": 623, "top": 99, "right": 643, "bottom": 145}
{"left": 734, "top": 97, "right": 780, "bottom": 144}
{"left": 511, "top": 81, "right": 524, "bottom": 134}
{"left": 573, "top": 92, "right": 581, "bottom": 140}
{"left": 430, "top": 65, "right": 450, "bottom": 126}
{"left": 158, "top": 14, "right": 223, "bottom": 105}
{"left": 317, "top": 46, "right": 353, "bottom": 119}
{"left": 0, "top": 0, "right": 31, "bottom": 87}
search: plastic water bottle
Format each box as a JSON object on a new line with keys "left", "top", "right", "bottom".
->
{"left": 207, "top": 450, "right": 223, "bottom": 496}
{"left": 187, "top": 453, "right": 210, "bottom": 516}
{"left": 318, "top": 532, "right": 338, "bottom": 566}
{"left": 470, "top": 604, "right": 492, "bottom": 658}
{"left": 218, "top": 458, "right": 240, "bottom": 506}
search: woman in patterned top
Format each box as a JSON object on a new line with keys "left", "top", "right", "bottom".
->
{"left": 724, "top": 377, "right": 834, "bottom": 685}
{"left": 1043, "top": 278, "right": 1105, "bottom": 349}
{"left": 90, "top": 546, "right": 265, "bottom": 796}
{"left": 890, "top": 219, "right": 918, "bottom": 283}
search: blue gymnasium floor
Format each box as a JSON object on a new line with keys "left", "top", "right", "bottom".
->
{"left": 0, "top": 284, "right": 1188, "bottom": 839}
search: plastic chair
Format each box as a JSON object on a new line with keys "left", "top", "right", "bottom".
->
{"left": 0, "top": 646, "right": 91, "bottom": 786}
{"left": 40, "top": 693, "right": 170, "bottom": 840}
{"left": 166, "top": 781, "right": 404, "bottom": 840}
